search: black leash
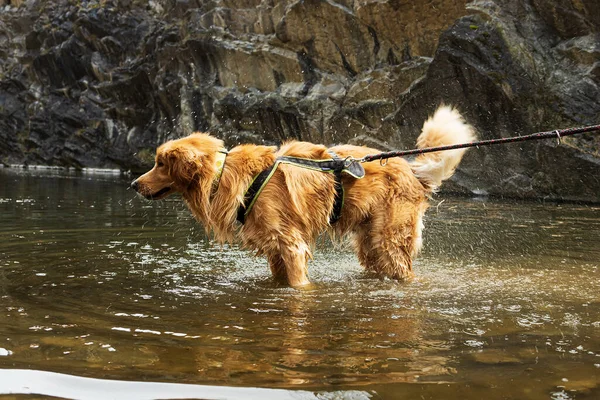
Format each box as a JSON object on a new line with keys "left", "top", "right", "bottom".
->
{"left": 359, "top": 124, "right": 600, "bottom": 163}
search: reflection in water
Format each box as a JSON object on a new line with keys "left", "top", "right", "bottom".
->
{"left": 0, "top": 168, "right": 599, "bottom": 399}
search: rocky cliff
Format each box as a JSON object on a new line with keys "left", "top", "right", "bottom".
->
{"left": 1, "top": 0, "right": 599, "bottom": 201}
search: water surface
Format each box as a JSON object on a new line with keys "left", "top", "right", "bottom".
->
{"left": 0, "top": 168, "right": 599, "bottom": 399}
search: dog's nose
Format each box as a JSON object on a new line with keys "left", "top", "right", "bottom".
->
{"left": 130, "top": 180, "right": 139, "bottom": 191}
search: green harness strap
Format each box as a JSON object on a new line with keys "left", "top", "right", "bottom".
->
{"left": 236, "top": 154, "right": 365, "bottom": 224}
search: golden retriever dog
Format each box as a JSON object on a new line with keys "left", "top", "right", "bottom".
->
{"left": 131, "top": 106, "right": 475, "bottom": 287}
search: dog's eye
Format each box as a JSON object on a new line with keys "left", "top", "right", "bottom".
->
{"left": 157, "top": 161, "right": 164, "bottom": 167}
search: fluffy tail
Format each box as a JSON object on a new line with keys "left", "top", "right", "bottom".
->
{"left": 411, "top": 105, "right": 476, "bottom": 192}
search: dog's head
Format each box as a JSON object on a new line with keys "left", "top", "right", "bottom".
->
{"left": 131, "top": 133, "right": 224, "bottom": 200}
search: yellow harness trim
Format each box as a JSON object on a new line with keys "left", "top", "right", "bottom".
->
{"left": 214, "top": 149, "right": 228, "bottom": 180}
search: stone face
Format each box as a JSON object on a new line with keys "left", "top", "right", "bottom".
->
{"left": 531, "top": 0, "right": 599, "bottom": 39}
{"left": 355, "top": 0, "right": 470, "bottom": 59}
{"left": 0, "top": 0, "right": 599, "bottom": 201}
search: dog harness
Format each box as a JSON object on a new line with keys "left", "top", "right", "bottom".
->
{"left": 236, "top": 152, "right": 365, "bottom": 225}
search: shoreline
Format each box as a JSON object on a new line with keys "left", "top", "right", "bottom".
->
{"left": 0, "top": 164, "right": 129, "bottom": 175}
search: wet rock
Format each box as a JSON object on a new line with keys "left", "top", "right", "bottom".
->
{"left": 0, "top": 0, "right": 598, "bottom": 200}
{"left": 471, "top": 349, "right": 522, "bottom": 365}
{"left": 556, "top": 34, "right": 600, "bottom": 65}
{"left": 389, "top": 10, "right": 600, "bottom": 202}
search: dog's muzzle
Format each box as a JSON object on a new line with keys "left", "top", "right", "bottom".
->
{"left": 146, "top": 186, "right": 171, "bottom": 199}
{"left": 130, "top": 179, "right": 172, "bottom": 199}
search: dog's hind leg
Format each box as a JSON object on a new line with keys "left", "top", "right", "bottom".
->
{"left": 267, "top": 253, "right": 289, "bottom": 283}
{"left": 354, "top": 227, "right": 414, "bottom": 280}
{"left": 353, "top": 200, "right": 424, "bottom": 280}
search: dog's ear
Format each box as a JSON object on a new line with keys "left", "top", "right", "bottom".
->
{"left": 166, "top": 146, "right": 203, "bottom": 187}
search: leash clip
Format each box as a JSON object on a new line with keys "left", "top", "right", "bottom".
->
{"left": 343, "top": 156, "right": 357, "bottom": 168}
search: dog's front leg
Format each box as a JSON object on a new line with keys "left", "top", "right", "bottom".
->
{"left": 278, "top": 241, "right": 311, "bottom": 287}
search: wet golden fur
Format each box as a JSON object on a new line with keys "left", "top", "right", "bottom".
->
{"left": 132, "top": 106, "right": 475, "bottom": 286}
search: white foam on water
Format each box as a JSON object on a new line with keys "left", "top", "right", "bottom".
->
{"left": 0, "top": 369, "right": 372, "bottom": 400}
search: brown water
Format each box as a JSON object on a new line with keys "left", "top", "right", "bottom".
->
{"left": 0, "top": 168, "right": 599, "bottom": 400}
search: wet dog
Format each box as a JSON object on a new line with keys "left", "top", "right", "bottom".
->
{"left": 131, "top": 106, "right": 475, "bottom": 286}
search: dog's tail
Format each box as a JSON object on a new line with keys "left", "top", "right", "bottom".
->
{"left": 410, "top": 105, "right": 476, "bottom": 193}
